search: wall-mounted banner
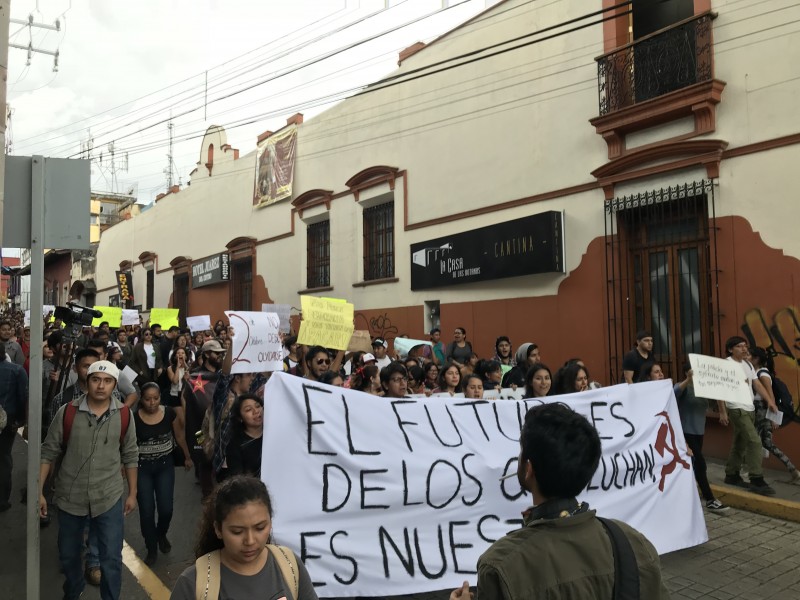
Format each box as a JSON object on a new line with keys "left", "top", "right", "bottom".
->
{"left": 254, "top": 125, "right": 297, "bottom": 207}
{"left": 191, "top": 253, "right": 230, "bottom": 289}
{"left": 297, "top": 296, "right": 354, "bottom": 351}
{"left": 149, "top": 308, "right": 179, "bottom": 331}
{"left": 91, "top": 306, "right": 122, "bottom": 328}
{"left": 121, "top": 309, "right": 140, "bottom": 327}
{"left": 225, "top": 310, "right": 283, "bottom": 374}
{"left": 261, "top": 303, "right": 292, "bottom": 334}
{"left": 115, "top": 270, "right": 133, "bottom": 305}
{"left": 186, "top": 315, "right": 212, "bottom": 334}
{"left": 688, "top": 353, "right": 753, "bottom": 409}
{"left": 262, "top": 375, "right": 706, "bottom": 597}
{"left": 410, "top": 211, "right": 565, "bottom": 290}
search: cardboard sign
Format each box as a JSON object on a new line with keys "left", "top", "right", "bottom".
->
{"left": 347, "top": 330, "right": 373, "bottom": 354}
{"left": 121, "top": 309, "right": 140, "bottom": 327}
{"left": 262, "top": 375, "right": 707, "bottom": 596}
{"left": 149, "top": 308, "right": 180, "bottom": 331}
{"left": 261, "top": 303, "right": 292, "bottom": 333}
{"left": 91, "top": 306, "right": 122, "bottom": 328}
{"left": 688, "top": 353, "right": 753, "bottom": 409}
{"left": 186, "top": 315, "right": 212, "bottom": 334}
{"left": 225, "top": 311, "right": 283, "bottom": 374}
{"left": 297, "top": 296, "right": 354, "bottom": 350}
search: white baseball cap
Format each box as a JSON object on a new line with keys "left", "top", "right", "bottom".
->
{"left": 87, "top": 360, "right": 120, "bottom": 381}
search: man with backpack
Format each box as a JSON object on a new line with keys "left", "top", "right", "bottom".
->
{"left": 39, "top": 360, "right": 139, "bottom": 600}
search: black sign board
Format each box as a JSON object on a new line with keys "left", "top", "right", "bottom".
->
{"left": 410, "top": 211, "right": 564, "bottom": 290}
{"left": 191, "top": 253, "right": 230, "bottom": 288}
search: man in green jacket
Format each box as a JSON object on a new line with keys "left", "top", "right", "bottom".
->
{"left": 450, "top": 403, "right": 669, "bottom": 600}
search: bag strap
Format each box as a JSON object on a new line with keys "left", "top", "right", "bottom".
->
{"left": 119, "top": 405, "right": 131, "bottom": 444}
{"left": 598, "top": 517, "right": 640, "bottom": 600}
{"left": 195, "top": 550, "right": 221, "bottom": 600}
{"left": 268, "top": 544, "right": 299, "bottom": 600}
{"left": 62, "top": 402, "right": 78, "bottom": 448}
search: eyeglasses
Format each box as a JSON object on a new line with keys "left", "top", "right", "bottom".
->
{"left": 316, "top": 358, "right": 331, "bottom": 365}
{"left": 389, "top": 376, "right": 408, "bottom": 383}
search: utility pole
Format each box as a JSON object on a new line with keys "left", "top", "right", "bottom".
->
{"left": 0, "top": 1, "right": 10, "bottom": 248}
{"left": 165, "top": 118, "right": 175, "bottom": 188}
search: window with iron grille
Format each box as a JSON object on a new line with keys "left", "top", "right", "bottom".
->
{"left": 307, "top": 220, "right": 330, "bottom": 289}
{"left": 363, "top": 202, "right": 394, "bottom": 281}
{"left": 231, "top": 259, "right": 253, "bottom": 311}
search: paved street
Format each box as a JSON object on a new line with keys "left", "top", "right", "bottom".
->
{"left": 2, "top": 433, "right": 800, "bottom": 599}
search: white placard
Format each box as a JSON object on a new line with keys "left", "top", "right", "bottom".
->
{"left": 262, "top": 375, "right": 707, "bottom": 597}
{"left": 261, "top": 303, "right": 292, "bottom": 333}
{"left": 121, "top": 309, "right": 140, "bottom": 327}
{"left": 225, "top": 311, "right": 283, "bottom": 374}
{"left": 392, "top": 337, "right": 431, "bottom": 358}
{"left": 186, "top": 315, "right": 212, "bottom": 333}
{"left": 689, "top": 353, "right": 753, "bottom": 409}
{"left": 121, "top": 365, "right": 138, "bottom": 384}
{"left": 483, "top": 387, "right": 525, "bottom": 400}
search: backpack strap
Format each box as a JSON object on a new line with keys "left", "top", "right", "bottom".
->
{"left": 61, "top": 402, "right": 78, "bottom": 448}
{"left": 268, "top": 544, "right": 299, "bottom": 600}
{"left": 598, "top": 517, "right": 640, "bottom": 600}
{"left": 119, "top": 405, "right": 131, "bottom": 445}
{"left": 194, "top": 550, "right": 221, "bottom": 600}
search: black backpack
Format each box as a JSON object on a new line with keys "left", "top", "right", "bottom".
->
{"left": 771, "top": 375, "right": 798, "bottom": 427}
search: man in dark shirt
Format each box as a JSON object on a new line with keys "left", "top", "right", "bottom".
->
{"left": 622, "top": 330, "right": 654, "bottom": 383}
{"left": 0, "top": 344, "right": 28, "bottom": 512}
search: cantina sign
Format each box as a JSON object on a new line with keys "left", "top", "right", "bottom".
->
{"left": 410, "top": 211, "right": 564, "bottom": 290}
{"left": 191, "top": 253, "right": 230, "bottom": 288}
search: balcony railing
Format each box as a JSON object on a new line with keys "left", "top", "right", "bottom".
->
{"left": 597, "top": 12, "right": 714, "bottom": 116}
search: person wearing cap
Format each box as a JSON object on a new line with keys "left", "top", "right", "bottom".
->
{"left": 39, "top": 360, "right": 139, "bottom": 600}
{"left": 371, "top": 337, "right": 392, "bottom": 370}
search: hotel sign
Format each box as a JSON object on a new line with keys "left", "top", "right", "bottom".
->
{"left": 192, "top": 253, "right": 230, "bottom": 288}
{"left": 410, "top": 211, "right": 564, "bottom": 290}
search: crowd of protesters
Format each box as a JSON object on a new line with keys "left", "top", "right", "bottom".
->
{"left": 2, "top": 308, "right": 800, "bottom": 599}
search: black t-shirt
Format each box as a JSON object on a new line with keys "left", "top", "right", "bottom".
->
{"left": 133, "top": 406, "right": 176, "bottom": 463}
{"left": 224, "top": 430, "right": 263, "bottom": 479}
{"left": 622, "top": 349, "right": 652, "bottom": 382}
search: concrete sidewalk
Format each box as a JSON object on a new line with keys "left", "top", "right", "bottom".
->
{"left": 706, "top": 456, "right": 800, "bottom": 522}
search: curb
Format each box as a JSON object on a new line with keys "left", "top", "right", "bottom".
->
{"left": 710, "top": 484, "right": 800, "bottom": 523}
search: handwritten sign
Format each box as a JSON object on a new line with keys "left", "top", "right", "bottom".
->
{"left": 186, "top": 315, "right": 212, "bottom": 333}
{"left": 149, "top": 308, "right": 180, "bottom": 331}
{"left": 121, "top": 309, "right": 140, "bottom": 327}
{"left": 262, "top": 375, "right": 706, "bottom": 596}
{"left": 688, "top": 353, "right": 753, "bottom": 409}
{"left": 91, "top": 306, "right": 122, "bottom": 328}
{"left": 225, "top": 311, "right": 283, "bottom": 374}
{"left": 297, "top": 296, "right": 354, "bottom": 350}
{"left": 392, "top": 337, "right": 431, "bottom": 358}
{"left": 261, "top": 303, "right": 292, "bottom": 333}
{"left": 347, "top": 330, "right": 373, "bottom": 354}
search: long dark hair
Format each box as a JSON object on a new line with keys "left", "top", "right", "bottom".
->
{"left": 230, "top": 393, "right": 264, "bottom": 434}
{"left": 195, "top": 476, "right": 273, "bottom": 557}
{"left": 350, "top": 365, "right": 379, "bottom": 392}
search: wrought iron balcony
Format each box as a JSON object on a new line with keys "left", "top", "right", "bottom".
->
{"left": 597, "top": 13, "right": 714, "bottom": 116}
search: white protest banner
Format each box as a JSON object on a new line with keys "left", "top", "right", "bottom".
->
{"left": 392, "top": 337, "right": 431, "bottom": 358}
{"left": 262, "top": 303, "right": 292, "bottom": 333}
{"left": 224, "top": 311, "right": 283, "bottom": 374}
{"left": 262, "top": 375, "right": 706, "bottom": 597}
{"left": 297, "top": 296, "right": 354, "bottom": 350}
{"left": 186, "top": 315, "right": 212, "bottom": 333}
{"left": 121, "top": 309, "right": 140, "bottom": 327}
{"left": 483, "top": 387, "right": 524, "bottom": 400}
{"left": 689, "top": 353, "right": 753, "bottom": 409}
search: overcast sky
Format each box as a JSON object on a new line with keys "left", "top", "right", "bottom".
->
{"left": 7, "top": 0, "right": 497, "bottom": 206}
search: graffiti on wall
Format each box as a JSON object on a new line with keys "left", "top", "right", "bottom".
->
{"left": 741, "top": 307, "right": 800, "bottom": 410}
{"left": 354, "top": 311, "right": 399, "bottom": 342}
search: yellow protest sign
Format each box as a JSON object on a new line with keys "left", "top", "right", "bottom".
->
{"left": 91, "top": 306, "right": 122, "bottom": 328}
{"left": 297, "top": 296, "right": 354, "bottom": 350}
{"left": 149, "top": 308, "right": 180, "bottom": 330}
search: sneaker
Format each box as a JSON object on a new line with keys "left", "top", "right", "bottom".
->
{"left": 158, "top": 535, "right": 172, "bottom": 554}
{"left": 784, "top": 469, "right": 800, "bottom": 485}
{"left": 748, "top": 478, "right": 776, "bottom": 496}
{"left": 144, "top": 549, "right": 157, "bottom": 567}
{"left": 724, "top": 474, "right": 748, "bottom": 487}
{"left": 84, "top": 566, "right": 101, "bottom": 587}
{"left": 705, "top": 499, "right": 730, "bottom": 512}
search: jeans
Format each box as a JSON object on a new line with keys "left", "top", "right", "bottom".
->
{"left": 685, "top": 433, "right": 714, "bottom": 501}
{"left": 58, "top": 498, "right": 124, "bottom": 600}
{"left": 0, "top": 426, "right": 16, "bottom": 505}
{"left": 137, "top": 458, "right": 175, "bottom": 552}
{"left": 725, "top": 408, "right": 763, "bottom": 479}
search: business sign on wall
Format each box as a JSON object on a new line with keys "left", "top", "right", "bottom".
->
{"left": 191, "top": 253, "right": 230, "bottom": 288}
{"left": 410, "top": 211, "right": 564, "bottom": 290}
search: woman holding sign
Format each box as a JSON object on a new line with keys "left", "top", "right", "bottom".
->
{"left": 170, "top": 477, "right": 318, "bottom": 600}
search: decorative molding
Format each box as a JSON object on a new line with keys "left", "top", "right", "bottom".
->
{"left": 591, "top": 139, "right": 728, "bottom": 179}
{"left": 346, "top": 165, "right": 399, "bottom": 202}
{"left": 297, "top": 286, "right": 333, "bottom": 295}
{"left": 292, "top": 189, "right": 333, "bottom": 218}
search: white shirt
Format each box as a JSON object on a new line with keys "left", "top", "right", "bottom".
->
{"left": 144, "top": 342, "right": 156, "bottom": 369}
{"left": 726, "top": 356, "right": 756, "bottom": 412}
